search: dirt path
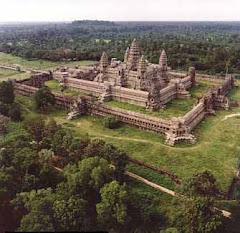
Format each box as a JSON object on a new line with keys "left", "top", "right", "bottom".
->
{"left": 222, "top": 113, "right": 240, "bottom": 121}
{"left": 99, "top": 134, "right": 163, "bottom": 145}
{"left": 125, "top": 170, "right": 175, "bottom": 196}
{"left": 93, "top": 133, "right": 201, "bottom": 151}
{"left": 54, "top": 166, "right": 231, "bottom": 218}
{"left": 125, "top": 170, "right": 231, "bottom": 218}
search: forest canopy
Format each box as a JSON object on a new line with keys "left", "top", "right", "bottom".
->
{"left": 1, "top": 21, "right": 240, "bottom": 74}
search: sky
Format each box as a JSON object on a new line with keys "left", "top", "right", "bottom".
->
{"left": 0, "top": 0, "right": 240, "bottom": 22}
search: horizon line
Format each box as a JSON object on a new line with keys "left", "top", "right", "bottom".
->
{"left": 1, "top": 20, "right": 240, "bottom": 24}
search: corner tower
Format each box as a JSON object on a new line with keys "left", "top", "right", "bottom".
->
{"left": 100, "top": 52, "right": 109, "bottom": 73}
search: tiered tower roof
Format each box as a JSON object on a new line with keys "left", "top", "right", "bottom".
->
{"left": 138, "top": 55, "right": 147, "bottom": 73}
{"left": 127, "top": 39, "right": 140, "bottom": 71}
{"left": 124, "top": 47, "right": 130, "bottom": 63}
{"left": 159, "top": 50, "right": 167, "bottom": 67}
{"left": 100, "top": 52, "right": 109, "bottom": 69}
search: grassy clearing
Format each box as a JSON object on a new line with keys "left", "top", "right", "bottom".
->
{"left": 190, "top": 80, "right": 218, "bottom": 98}
{"left": 105, "top": 98, "right": 195, "bottom": 119}
{"left": 105, "top": 80, "right": 218, "bottom": 119}
{"left": 0, "top": 52, "right": 95, "bottom": 71}
{"left": 45, "top": 80, "right": 85, "bottom": 97}
{"left": 0, "top": 68, "right": 31, "bottom": 81}
{"left": 15, "top": 84, "right": 240, "bottom": 192}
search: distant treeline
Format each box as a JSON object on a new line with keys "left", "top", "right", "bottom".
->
{"left": 1, "top": 20, "right": 240, "bottom": 74}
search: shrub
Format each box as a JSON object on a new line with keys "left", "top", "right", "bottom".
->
{"left": 8, "top": 103, "right": 22, "bottom": 122}
{"left": 0, "top": 116, "right": 8, "bottom": 135}
{"left": 104, "top": 117, "right": 121, "bottom": 129}
{"left": 0, "top": 81, "right": 15, "bottom": 104}
{"left": 0, "top": 102, "right": 9, "bottom": 116}
{"left": 34, "top": 86, "right": 55, "bottom": 110}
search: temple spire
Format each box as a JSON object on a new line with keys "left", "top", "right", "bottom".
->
{"left": 159, "top": 49, "right": 168, "bottom": 70}
{"left": 124, "top": 47, "right": 130, "bottom": 63}
{"left": 138, "top": 55, "right": 147, "bottom": 74}
{"left": 127, "top": 38, "right": 140, "bottom": 71}
{"left": 100, "top": 52, "right": 109, "bottom": 72}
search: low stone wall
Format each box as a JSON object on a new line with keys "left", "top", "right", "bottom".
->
{"left": 14, "top": 83, "right": 74, "bottom": 109}
{"left": 17, "top": 72, "right": 51, "bottom": 88}
{"left": 87, "top": 101, "right": 172, "bottom": 134}
{"left": 13, "top": 73, "right": 236, "bottom": 145}
{"left": 64, "top": 77, "right": 149, "bottom": 107}
{"left": 169, "top": 71, "right": 226, "bottom": 83}
{"left": 53, "top": 72, "right": 195, "bottom": 109}
{"left": 196, "top": 74, "right": 226, "bottom": 83}
{"left": 111, "top": 86, "right": 149, "bottom": 107}
{"left": 66, "top": 78, "right": 104, "bottom": 95}
{"left": 183, "top": 102, "right": 206, "bottom": 131}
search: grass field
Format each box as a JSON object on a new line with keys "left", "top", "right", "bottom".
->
{"left": 0, "top": 52, "right": 95, "bottom": 71}
{"left": 1, "top": 51, "right": 239, "bottom": 196}
{"left": 45, "top": 80, "right": 85, "bottom": 97}
{"left": 15, "top": 83, "right": 240, "bottom": 191}
{"left": 105, "top": 81, "right": 218, "bottom": 119}
{"left": 0, "top": 68, "right": 31, "bottom": 81}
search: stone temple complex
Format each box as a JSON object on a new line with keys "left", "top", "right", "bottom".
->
{"left": 53, "top": 39, "right": 195, "bottom": 110}
{"left": 9, "top": 38, "right": 237, "bottom": 145}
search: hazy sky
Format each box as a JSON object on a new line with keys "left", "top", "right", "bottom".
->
{"left": 0, "top": 0, "right": 240, "bottom": 22}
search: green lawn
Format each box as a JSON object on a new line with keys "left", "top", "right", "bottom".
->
{"left": 0, "top": 52, "right": 95, "bottom": 71}
{"left": 15, "top": 84, "right": 240, "bottom": 192}
{"left": 0, "top": 68, "right": 31, "bottom": 81}
{"left": 105, "top": 81, "right": 218, "bottom": 119}
{"left": 105, "top": 98, "right": 196, "bottom": 119}
{"left": 45, "top": 80, "right": 84, "bottom": 97}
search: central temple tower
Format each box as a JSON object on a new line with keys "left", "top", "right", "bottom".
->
{"left": 126, "top": 39, "right": 140, "bottom": 71}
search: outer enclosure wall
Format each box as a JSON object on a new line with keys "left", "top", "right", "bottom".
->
{"left": 13, "top": 71, "right": 236, "bottom": 144}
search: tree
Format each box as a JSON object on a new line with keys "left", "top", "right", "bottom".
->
{"left": 0, "top": 81, "right": 14, "bottom": 104}
{"left": 18, "top": 212, "right": 54, "bottom": 231}
{"left": 12, "top": 188, "right": 56, "bottom": 231}
{"left": 64, "top": 157, "right": 113, "bottom": 194}
{"left": 171, "top": 196, "right": 223, "bottom": 233}
{"left": 23, "top": 116, "right": 46, "bottom": 143}
{"left": 53, "top": 196, "right": 89, "bottom": 231}
{"left": 170, "top": 171, "right": 225, "bottom": 233}
{"left": 51, "top": 128, "right": 73, "bottom": 159}
{"left": 0, "top": 148, "right": 11, "bottom": 167}
{"left": 0, "top": 117, "right": 7, "bottom": 135}
{"left": 69, "top": 137, "right": 90, "bottom": 161}
{"left": 104, "top": 116, "right": 121, "bottom": 129}
{"left": 34, "top": 86, "right": 55, "bottom": 110}
{"left": 97, "top": 180, "right": 128, "bottom": 231}
{"left": 38, "top": 149, "right": 54, "bottom": 166}
{"left": 178, "top": 171, "right": 221, "bottom": 197}
{"left": 128, "top": 191, "right": 166, "bottom": 232}
{"left": 13, "top": 147, "right": 38, "bottom": 174}
{"left": 0, "top": 102, "right": 9, "bottom": 116}
{"left": 103, "top": 144, "right": 128, "bottom": 183}
{"left": 8, "top": 103, "right": 22, "bottom": 121}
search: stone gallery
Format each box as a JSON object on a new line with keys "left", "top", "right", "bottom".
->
{"left": 12, "top": 39, "right": 237, "bottom": 145}
{"left": 53, "top": 39, "right": 195, "bottom": 110}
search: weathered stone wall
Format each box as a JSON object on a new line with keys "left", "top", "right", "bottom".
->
{"left": 66, "top": 78, "right": 105, "bottom": 95}
{"left": 13, "top": 73, "right": 236, "bottom": 145}
{"left": 111, "top": 86, "right": 149, "bottom": 107}
{"left": 13, "top": 83, "right": 74, "bottom": 109}
{"left": 63, "top": 77, "right": 150, "bottom": 107}
{"left": 87, "top": 101, "right": 172, "bottom": 134}
{"left": 169, "top": 71, "right": 226, "bottom": 83}
{"left": 17, "top": 72, "right": 51, "bottom": 88}
{"left": 182, "top": 102, "right": 206, "bottom": 131}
